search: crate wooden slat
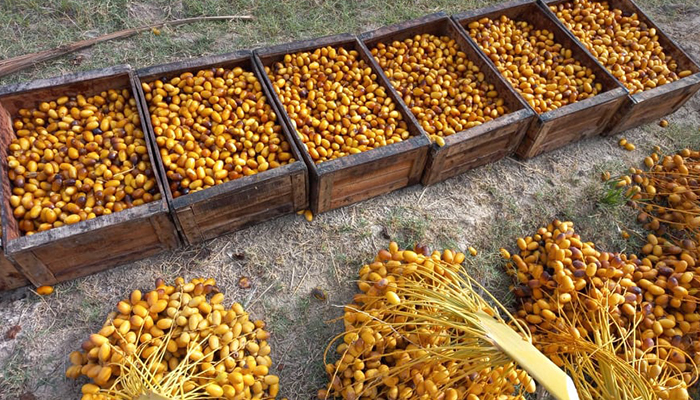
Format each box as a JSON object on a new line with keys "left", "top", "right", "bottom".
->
{"left": 360, "top": 13, "right": 536, "bottom": 185}
{"left": 134, "top": 51, "right": 309, "bottom": 245}
{"left": 0, "top": 239, "right": 29, "bottom": 291}
{"left": 0, "top": 172, "right": 29, "bottom": 290}
{"left": 254, "top": 34, "right": 430, "bottom": 214}
{"left": 453, "top": 0, "right": 628, "bottom": 159}
{"left": 0, "top": 65, "right": 180, "bottom": 286}
{"left": 541, "top": 0, "right": 700, "bottom": 135}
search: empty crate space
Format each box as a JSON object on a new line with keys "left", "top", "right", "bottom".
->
{"left": 0, "top": 65, "right": 179, "bottom": 286}
{"left": 135, "top": 51, "right": 308, "bottom": 245}
{"left": 543, "top": 0, "right": 700, "bottom": 134}
{"left": 454, "top": 0, "right": 628, "bottom": 159}
{"left": 361, "top": 13, "right": 535, "bottom": 185}
{"left": 255, "top": 34, "right": 430, "bottom": 213}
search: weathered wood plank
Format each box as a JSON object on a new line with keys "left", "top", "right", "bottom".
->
{"left": 290, "top": 167, "right": 309, "bottom": 210}
{"left": 539, "top": 90, "right": 627, "bottom": 141}
{"left": 5, "top": 202, "right": 165, "bottom": 252}
{"left": 439, "top": 118, "right": 529, "bottom": 173}
{"left": 517, "top": 88, "right": 627, "bottom": 157}
{"left": 316, "top": 177, "right": 333, "bottom": 215}
{"left": 47, "top": 234, "right": 171, "bottom": 282}
{"left": 192, "top": 175, "right": 293, "bottom": 220}
{"left": 0, "top": 106, "right": 20, "bottom": 243}
{"left": 27, "top": 214, "right": 168, "bottom": 276}
{"left": 0, "top": 238, "right": 30, "bottom": 290}
{"left": 193, "top": 191, "right": 294, "bottom": 238}
{"left": 517, "top": 120, "right": 550, "bottom": 159}
{"left": 0, "top": 65, "right": 133, "bottom": 116}
{"left": 331, "top": 159, "right": 414, "bottom": 198}
{"left": 149, "top": 213, "right": 180, "bottom": 249}
{"left": 331, "top": 176, "right": 411, "bottom": 210}
{"left": 443, "top": 149, "right": 511, "bottom": 178}
{"left": 8, "top": 250, "right": 57, "bottom": 286}
{"left": 608, "top": 74, "right": 700, "bottom": 134}
{"left": 174, "top": 207, "right": 201, "bottom": 245}
{"left": 204, "top": 202, "right": 296, "bottom": 239}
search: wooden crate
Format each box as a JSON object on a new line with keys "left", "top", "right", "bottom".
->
{"left": 453, "top": 0, "right": 629, "bottom": 159}
{"left": 542, "top": 0, "right": 700, "bottom": 135}
{"left": 360, "top": 13, "right": 536, "bottom": 185}
{"left": 0, "top": 65, "right": 180, "bottom": 286}
{"left": 135, "top": 51, "right": 309, "bottom": 245}
{"left": 254, "top": 34, "right": 430, "bottom": 213}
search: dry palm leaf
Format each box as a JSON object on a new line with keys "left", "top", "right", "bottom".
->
{"left": 322, "top": 245, "right": 578, "bottom": 400}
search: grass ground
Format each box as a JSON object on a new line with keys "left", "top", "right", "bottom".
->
{"left": 0, "top": 0, "right": 505, "bottom": 85}
{"left": 0, "top": 0, "right": 699, "bottom": 399}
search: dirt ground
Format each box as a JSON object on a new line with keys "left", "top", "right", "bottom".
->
{"left": 0, "top": 0, "right": 700, "bottom": 399}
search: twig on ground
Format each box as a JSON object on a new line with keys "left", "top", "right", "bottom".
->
{"left": 247, "top": 282, "right": 276, "bottom": 308}
{"left": 330, "top": 257, "right": 341, "bottom": 286}
{"left": 290, "top": 263, "right": 296, "bottom": 293}
{"left": 417, "top": 186, "right": 429, "bottom": 204}
{"left": 293, "top": 255, "right": 312, "bottom": 296}
{"left": 505, "top": 157, "right": 548, "bottom": 176}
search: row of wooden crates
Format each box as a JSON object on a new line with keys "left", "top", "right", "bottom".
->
{"left": 1, "top": 0, "right": 699, "bottom": 291}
